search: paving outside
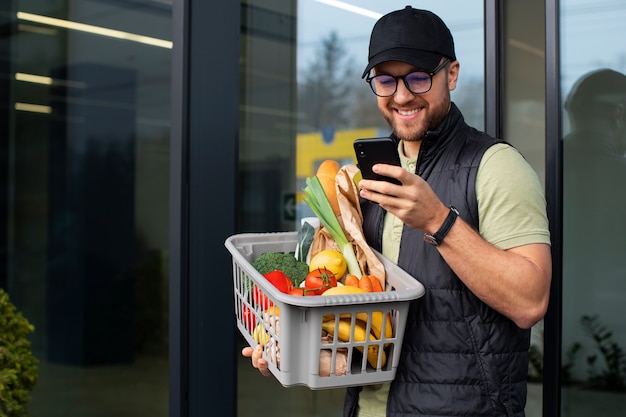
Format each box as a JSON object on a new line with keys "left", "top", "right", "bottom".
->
{"left": 26, "top": 342, "right": 544, "bottom": 417}
{"left": 29, "top": 354, "right": 168, "bottom": 417}
{"left": 237, "top": 336, "right": 544, "bottom": 417}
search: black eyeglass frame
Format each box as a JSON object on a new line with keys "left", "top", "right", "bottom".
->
{"left": 366, "top": 59, "right": 451, "bottom": 97}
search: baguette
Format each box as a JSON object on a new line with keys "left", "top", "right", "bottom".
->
{"left": 316, "top": 160, "right": 341, "bottom": 215}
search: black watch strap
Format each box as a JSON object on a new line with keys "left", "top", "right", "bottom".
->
{"left": 424, "top": 206, "right": 460, "bottom": 246}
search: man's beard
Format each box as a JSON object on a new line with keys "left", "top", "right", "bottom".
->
{"left": 383, "top": 102, "right": 450, "bottom": 142}
{"left": 385, "top": 115, "right": 429, "bottom": 142}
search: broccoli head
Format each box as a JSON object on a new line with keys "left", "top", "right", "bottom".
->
{"left": 252, "top": 252, "right": 309, "bottom": 287}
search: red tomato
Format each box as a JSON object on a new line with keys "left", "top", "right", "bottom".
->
{"left": 289, "top": 287, "right": 321, "bottom": 296}
{"left": 289, "top": 288, "right": 305, "bottom": 296}
{"left": 304, "top": 268, "right": 338, "bottom": 295}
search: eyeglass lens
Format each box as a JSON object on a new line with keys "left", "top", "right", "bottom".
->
{"left": 370, "top": 72, "right": 432, "bottom": 96}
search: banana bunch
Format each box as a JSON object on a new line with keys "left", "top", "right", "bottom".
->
{"left": 323, "top": 311, "right": 392, "bottom": 339}
{"left": 321, "top": 312, "right": 392, "bottom": 369}
{"left": 321, "top": 286, "right": 393, "bottom": 340}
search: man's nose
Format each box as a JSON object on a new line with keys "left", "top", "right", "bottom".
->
{"left": 394, "top": 78, "right": 414, "bottom": 102}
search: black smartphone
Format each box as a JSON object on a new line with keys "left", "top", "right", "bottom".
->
{"left": 354, "top": 137, "right": 402, "bottom": 185}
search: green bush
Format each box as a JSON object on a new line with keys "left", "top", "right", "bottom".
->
{"left": 0, "top": 289, "right": 38, "bottom": 417}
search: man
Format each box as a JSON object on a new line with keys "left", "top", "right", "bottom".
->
{"left": 245, "top": 7, "right": 552, "bottom": 417}
{"left": 350, "top": 6, "right": 551, "bottom": 417}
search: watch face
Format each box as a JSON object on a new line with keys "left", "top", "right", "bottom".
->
{"left": 423, "top": 234, "right": 439, "bottom": 246}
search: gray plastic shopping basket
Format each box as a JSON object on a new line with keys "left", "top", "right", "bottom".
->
{"left": 225, "top": 231, "right": 425, "bottom": 389}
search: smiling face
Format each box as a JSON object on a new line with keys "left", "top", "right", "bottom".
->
{"left": 374, "top": 59, "right": 459, "bottom": 143}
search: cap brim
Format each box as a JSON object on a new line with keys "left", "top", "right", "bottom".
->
{"left": 362, "top": 48, "right": 443, "bottom": 78}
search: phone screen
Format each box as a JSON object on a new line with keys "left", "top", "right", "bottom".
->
{"left": 354, "top": 137, "right": 402, "bottom": 185}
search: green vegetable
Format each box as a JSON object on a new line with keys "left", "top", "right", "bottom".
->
{"left": 252, "top": 252, "right": 309, "bottom": 288}
{"left": 297, "top": 220, "right": 316, "bottom": 262}
{"left": 303, "top": 176, "right": 363, "bottom": 277}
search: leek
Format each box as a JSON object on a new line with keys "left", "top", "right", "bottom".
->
{"left": 303, "top": 176, "right": 363, "bottom": 277}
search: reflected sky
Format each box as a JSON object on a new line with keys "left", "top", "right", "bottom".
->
{"left": 561, "top": 0, "right": 626, "bottom": 92}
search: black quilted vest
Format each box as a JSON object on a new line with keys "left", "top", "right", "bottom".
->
{"left": 344, "top": 103, "right": 530, "bottom": 417}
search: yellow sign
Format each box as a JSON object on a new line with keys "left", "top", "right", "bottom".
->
{"left": 295, "top": 127, "right": 382, "bottom": 205}
{"left": 296, "top": 127, "right": 381, "bottom": 178}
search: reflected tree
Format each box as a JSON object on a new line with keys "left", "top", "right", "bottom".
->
{"left": 298, "top": 31, "right": 356, "bottom": 133}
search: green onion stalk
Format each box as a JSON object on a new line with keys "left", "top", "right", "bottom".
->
{"left": 303, "top": 176, "right": 363, "bottom": 277}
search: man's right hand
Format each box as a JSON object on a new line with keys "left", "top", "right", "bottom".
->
{"left": 241, "top": 345, "right": 272, "bottom": 376}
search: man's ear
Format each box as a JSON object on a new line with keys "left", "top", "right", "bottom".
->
{"left": 448, "top": 61, "right": 460, "bottom": 92}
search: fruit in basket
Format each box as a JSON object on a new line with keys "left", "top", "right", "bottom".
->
{"left": 263, "top": 305, "right": 280, "bottom": 317}
{"left": 322, "top": 318, "right": 387, "bottom": 368}
{"left": 304, "top": 267, "right": 338, "bottom": 295}
{"left": 321, "top": 285, "right": 367, "bottom": 296}
{"left": 253, "top": 323, "right": 269, "bottom": 345}
{"left": 353, "top": 311, "right": 392, "bottom": 341}
{"left": 309, "top": 249, "right": 347, "bottom": 278}
{"left": 322, "top": 311, "right": 393, "bottom": 341}
{"left": 289, "top": 288, "right": 305, "bottom": 296}
{"left": 251, "top": 252, "right": 309, "bottom": 287}
{"left": 288, "top": 287, "right": 321, "bottom": 297}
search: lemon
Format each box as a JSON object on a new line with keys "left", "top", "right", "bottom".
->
{"left": 309, "top": 249, "right": 347, "bottom": 278}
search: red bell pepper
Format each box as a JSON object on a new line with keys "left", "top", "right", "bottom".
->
{"left": 252, "top": 270, "right": 294, "bottom": 309}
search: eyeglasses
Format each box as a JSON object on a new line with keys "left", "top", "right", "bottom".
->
{"left": 366, "top": 59, "right": 451, "bottom": 97}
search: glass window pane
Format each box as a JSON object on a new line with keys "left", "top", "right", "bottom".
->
{"left": 502, "top": 1, "right": 546, "bottom": 415}
{"left": 1, "top": 1, "right": 171, "bottom": 415}
{"left": 503, "top": 0, "right": 546, "bottom": 182}
{"left": 561, "top": 0, "right": 626, "bottom": 415}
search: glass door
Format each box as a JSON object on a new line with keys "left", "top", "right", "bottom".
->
{"left": 561, "top": 1, "right": 626, "bottom": 415}
{"left": 0, "top": 1, "right": 171, "bottom": 415}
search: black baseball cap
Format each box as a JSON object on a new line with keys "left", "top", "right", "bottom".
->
{"left": 362, "top": 6, "right": 456, "bottom": 78}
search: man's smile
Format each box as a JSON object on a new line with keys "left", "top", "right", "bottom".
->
{"left": 397, "top": 108, "right": 420, "bottom": 116}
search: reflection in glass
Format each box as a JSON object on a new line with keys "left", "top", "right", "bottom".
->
{"left": 1, "top": 1, "right": 171, "bottom": 415}
{"left": 561, "top": 1, "right": 626, "bottom": 414}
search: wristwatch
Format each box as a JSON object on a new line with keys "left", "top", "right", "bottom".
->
{"left": 423, "top": 206, "right": 460, "bottom": 246}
